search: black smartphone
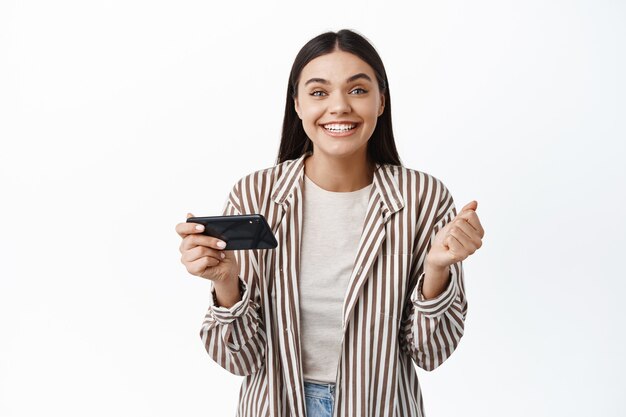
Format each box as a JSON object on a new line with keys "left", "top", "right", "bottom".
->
{"left": 186, "top": 214, "right": 278, "bottom": 250}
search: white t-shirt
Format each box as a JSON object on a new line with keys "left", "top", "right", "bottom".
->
{"left": 299, "top": 173, "right": 373, "bottom": 384}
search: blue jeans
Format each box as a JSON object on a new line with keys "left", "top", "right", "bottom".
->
{"left": 304, "top": 380, "right": 335, "bottom": 417}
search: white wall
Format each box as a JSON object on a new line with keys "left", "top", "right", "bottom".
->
{"left": 1, "top": 1, "right": 624, "bottom": 416}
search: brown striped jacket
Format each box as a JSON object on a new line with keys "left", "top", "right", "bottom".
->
{"left": 200, "top": 151, "right": 468, "bottom": 417}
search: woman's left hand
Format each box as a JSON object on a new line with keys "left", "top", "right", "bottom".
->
{"left": 425, "top": 200, "right": 485, "bottom": 269}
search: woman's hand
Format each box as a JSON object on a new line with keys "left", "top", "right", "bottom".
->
{"left": 176, "top": 213, "right": 239, "bottom": 284}
{"left": 425, "top": 200, "right": 485, "bottom": 269}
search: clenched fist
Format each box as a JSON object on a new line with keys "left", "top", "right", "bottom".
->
{"left": 425, "top": 200, "right": 485, "bottom": 269}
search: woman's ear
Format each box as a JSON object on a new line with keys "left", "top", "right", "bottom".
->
{"left": 294, "top": 97, "right": 301, "bottom": 119}
{"left": 378, "top": 94, "right": 385, "bottom": 117}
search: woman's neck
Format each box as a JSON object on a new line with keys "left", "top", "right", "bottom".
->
{"left": 303, "top": 151, "right": 374, "bottom": 192}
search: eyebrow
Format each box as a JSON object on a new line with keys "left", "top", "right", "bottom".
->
{"left": 303, "top": 72, "right": 373, "bottom": 87}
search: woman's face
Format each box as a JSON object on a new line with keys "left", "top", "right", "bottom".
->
{"left": 294, "top": 49, "right": 385, "bottom": 162}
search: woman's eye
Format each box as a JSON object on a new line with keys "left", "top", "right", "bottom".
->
{"left": 350, "top": 87, "right": 368, "bottom": 94}
{"left": 310, "top": 90, "right": 326, "bottom": 97}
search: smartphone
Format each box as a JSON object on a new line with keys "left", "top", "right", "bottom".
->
{"left": 186, "top": 214, "right": 278, "bottom": 250}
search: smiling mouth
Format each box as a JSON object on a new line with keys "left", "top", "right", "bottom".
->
{"left": 321, "top": 123, "right": 358, "bottom": 133}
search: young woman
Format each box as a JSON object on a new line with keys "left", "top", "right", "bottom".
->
{"left": 176, "top": 29, "right": 484, "bottom": 417}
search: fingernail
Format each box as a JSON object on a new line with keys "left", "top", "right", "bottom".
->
{"left": 217, "top": 240, "right": 226, "bottom": 249}
{"left": 195, "top": 224, "right": 204, "bottom": 231}
{"left": 220, "top": 252, "right": 225, "bottom": 259}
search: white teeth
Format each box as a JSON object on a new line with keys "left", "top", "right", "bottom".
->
{"left": 323, "top": 123, "right": 356, "bottom": 132}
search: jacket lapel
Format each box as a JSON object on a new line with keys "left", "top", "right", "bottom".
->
{"left": 340, "top": 163, "right": 404, "bottom": 331}
{"left": 270, "top": 153, "right": 308, "bottom": 417}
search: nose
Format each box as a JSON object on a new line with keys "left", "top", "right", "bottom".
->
{"left": 328, "top": 92, "right": 351, "bottom": 115}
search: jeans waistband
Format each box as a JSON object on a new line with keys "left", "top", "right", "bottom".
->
{"left": 304, "top": 380, "right": 336, "bottom": 395}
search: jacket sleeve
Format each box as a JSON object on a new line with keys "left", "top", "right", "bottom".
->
{"left": 399, "top": 183, "right": 469, "bottom": 371}
{"left": 199, "top": 179, "right": 267, "bottom": 376}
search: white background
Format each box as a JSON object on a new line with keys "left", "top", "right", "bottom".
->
{"left": 1, "top": 1, "right": 625, "bottom": 416}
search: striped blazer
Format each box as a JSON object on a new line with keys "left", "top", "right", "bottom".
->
{"left": 200, "top": 151, "right": 468, "bottom": 417}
